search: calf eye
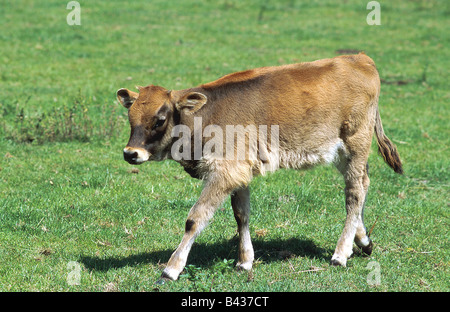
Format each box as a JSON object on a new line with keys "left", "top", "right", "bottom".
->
{"left": 152, "top": 118, "right": 166, "bottom": 130}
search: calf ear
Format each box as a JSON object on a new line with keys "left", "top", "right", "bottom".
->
{"left": 117, "top": 88, "right": 139, "bottom": 109}
{"left": 175, "top": 92, "right": 207, "bottom": 114}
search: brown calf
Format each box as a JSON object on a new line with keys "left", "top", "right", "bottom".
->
{"left": 117, "top": 54, "right": 402, "bottom": 282}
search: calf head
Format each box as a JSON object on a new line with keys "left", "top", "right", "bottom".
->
{"left": 117, "top": 85, "right": 207, "bottom": 164}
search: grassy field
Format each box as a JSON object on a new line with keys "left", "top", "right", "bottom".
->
{"left": 0, "top": 0, "right": 448, "bottom": 292}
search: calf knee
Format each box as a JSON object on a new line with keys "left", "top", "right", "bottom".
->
{"left": 185, "top": 219, "right": 196, "bottom": 233}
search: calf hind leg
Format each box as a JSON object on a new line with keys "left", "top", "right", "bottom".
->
{"left": 332, "top": 156, "right": 373, "bottom": 266}
{"left": 353, "top": 163, "right": 373, "bottom": 256}
{"left": 231, "top": 187, "right": 254, "bottom": 271}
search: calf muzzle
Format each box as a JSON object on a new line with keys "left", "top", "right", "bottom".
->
{"left": 123, "top": 147, "right": 149, "bottom": 164}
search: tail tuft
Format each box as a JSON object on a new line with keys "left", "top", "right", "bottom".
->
{"left": 374, "top": 108, "right": 403, "bottom": 174}
{"left": 376, "top": 133, "right": 403, "bottom": 174}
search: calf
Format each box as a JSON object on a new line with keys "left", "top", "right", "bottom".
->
{"left": 117, "top": 54, "right": 403, "bottom": 282}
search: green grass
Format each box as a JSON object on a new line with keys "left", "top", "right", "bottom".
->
{"left": 0, "top": 0, "right": 448, "bottom": 292}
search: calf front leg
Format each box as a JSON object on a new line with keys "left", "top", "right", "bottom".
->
{"left": 231, "top": 186, "right": 254, "bottom": 271}
{"left": 160, "top": 176, "right": 236, "bottom": 281}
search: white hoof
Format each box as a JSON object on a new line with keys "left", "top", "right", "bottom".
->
{"left": 161, "top": 267, "right": 180, "bottom": 281}
{"left": 236, "top": 261, "right": 253, "bottom": 271}
{"left": 330, "top": 254, "right": 347, "bottom": 267}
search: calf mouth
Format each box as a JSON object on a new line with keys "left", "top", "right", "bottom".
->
{"left": 123, "top": 147, "right": 149, "bottom": 165}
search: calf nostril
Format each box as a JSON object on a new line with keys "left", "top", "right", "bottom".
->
{"left": 123, "top": 150, "right": 138, "bottom": 162}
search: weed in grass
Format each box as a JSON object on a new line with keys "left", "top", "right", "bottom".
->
{"left": 0, "top": 96, "right": 126, "bottom": 144}
{"left": 178, "top": 258, "right": 236, "bottom": 291}
{"left": 179, "top": 264, "right": 209, "bottom": 291}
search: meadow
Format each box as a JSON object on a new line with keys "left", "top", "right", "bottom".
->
{"left": 0, "top": 0, "right": 448, "bottom": 292}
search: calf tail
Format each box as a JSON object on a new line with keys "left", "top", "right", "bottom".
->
{"left": 374, "top": 107, "right": 403, "bottom": 174}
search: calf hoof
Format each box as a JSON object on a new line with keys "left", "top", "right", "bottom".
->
{"left": 155, "top": 271, "right": 173, "bottom": 285}
{"left": 330, "top": 255, "right": 347, "bottom": 267}
{"left": 361, "top": 240, "right": 374, "bottom": 256}
{"left": 355, "top": 237, "right": 374, "bottom": 256}
{"left": 159, "top": 268, "right": 178, "bottom": 282}
{"left": 236, "top": 261, "right": 253, "bottom": 271}
{"left": 155, "top": 277, "right": 169, "bottom": 285}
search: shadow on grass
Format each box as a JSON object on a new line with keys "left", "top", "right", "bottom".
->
{"left": 80, "top": 237, "right": 331, "bottom": 272}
